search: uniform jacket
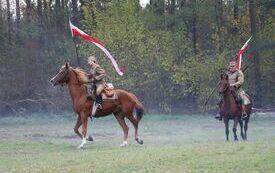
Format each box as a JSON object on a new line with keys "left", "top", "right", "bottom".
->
{"left": 88, "top": 64, "right": 106, "bottom": 89}
{"left": 226, "top": 70, "right": 244, "bottom": 90}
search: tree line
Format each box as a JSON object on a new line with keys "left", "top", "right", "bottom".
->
{"left": 0, "top": 0, "right": 274, "bottom": 115}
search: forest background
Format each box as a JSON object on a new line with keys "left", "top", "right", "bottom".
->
{"left": 0, "top": 0, "right": 274, "bottom": 115}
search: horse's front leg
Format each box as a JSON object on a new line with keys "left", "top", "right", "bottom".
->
{"left": 78, "top": 112, "right": 88, "bottom": 149}
{"left": 224, "top": 117, "right": 229, "bottom": 141}
{"left": 74, "top": 115, "right": 82, "bottom": 139}
{"left": 86, "top": 116, "right": 94, "bottom": 142}
{"left": 238, "top": 119, "right": 245, "bottom": 140}
{"left": 232, "top": 116, "right": 239, "bottom": 141}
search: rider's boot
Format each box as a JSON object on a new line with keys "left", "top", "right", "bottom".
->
{"left": 96, "top": 95, "right": 103, "bottom": 110}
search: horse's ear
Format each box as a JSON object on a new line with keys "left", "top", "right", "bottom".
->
{"left": 225, "top": 74, "right": 229, "bottom": 80}
{"left": 220, "top": 73, "right": 224, "bottom": 79}
{"left": 65, "top": 62, "right": 69, "bottom": 69}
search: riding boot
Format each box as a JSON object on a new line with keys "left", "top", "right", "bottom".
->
{"left": 96, "top": 95, "right": 103, "bottom": 110}
{"left": 241, "top": 104, "right": 248, "bottom": 119}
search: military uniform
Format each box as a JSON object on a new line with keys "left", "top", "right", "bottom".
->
{"left": 88, "top": 64, "right": 106, "bottom": 96}
{"left": 87, "top": 56, "right": 106, "bottom": 110}
{"left": 226, "top": 70, "right": 245, "bottom": 105}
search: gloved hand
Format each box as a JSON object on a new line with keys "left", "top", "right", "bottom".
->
{"left": 87, "top": 78, "right": 95, "bottom": 83}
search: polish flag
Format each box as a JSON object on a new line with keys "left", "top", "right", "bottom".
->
{"left": 69, "top": 21, "right": 124, "bottom": 76}
{"left": 236, "top": 36, "right": 252, "bottom": 70}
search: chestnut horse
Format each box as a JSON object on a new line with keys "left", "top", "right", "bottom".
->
{"left": 50, "top": 63, "right": 144, "bottom": 148}
{"left": 218, "top": 73, "right": 252, "bottom": 141}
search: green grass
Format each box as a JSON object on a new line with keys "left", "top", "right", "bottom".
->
{"left": 0, "top": 114, "right": 275, "bottom": 173}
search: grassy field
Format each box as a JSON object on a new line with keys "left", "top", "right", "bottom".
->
{"left": 0, "top": 113, "right": 275, "bottom": 173}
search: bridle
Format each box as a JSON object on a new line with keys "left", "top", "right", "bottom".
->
{"left": 219, "top": 80, "right": 230, "bottom": 96}
{"left": 56, "top": 67, "right": 80, "bottom": 86}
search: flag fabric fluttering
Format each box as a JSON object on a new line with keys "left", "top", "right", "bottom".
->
{"left": 69, "top": 21, "right": 124, "bottom": 76}
{"left": 235, "top": 36, "right": 252, "bottom": 70}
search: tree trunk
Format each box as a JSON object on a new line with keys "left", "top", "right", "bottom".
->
{"left": 15, "top": 0, "right": 20, "bottom": 26}
{"left": 191, "top": 0, "right": 197, "bottom": 54}
{"left": 248, "top": 0, "right": 261, "bottom": 106}
{"left": 43, "top": 0, "right": 48, "bottom": 23}
{"left": 215, "top": 0, "right": 224, "bottom": 53}
{"left": 72, "top": 0, "right": 78, "bottom": 24}
{"left": 25, "top": 0, "right": 32, "bottom": 22}
{"left": 233, "top": 0, "right": 239, "bottom": 19}
{"left": 6, "top": 0, "right": 11, "bottom": 44}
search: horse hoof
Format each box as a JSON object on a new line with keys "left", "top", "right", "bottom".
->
{"left": 136, "top": 138, "right": 143, "bottom": 145}
{"left": 77, "top": 145, "right": 84, "bottom": 149}
{"left": 87, "top": 135, "right": 93, "bottom": 142}
{"left": 120, "top": 141, "right": 128, "bottom": 147}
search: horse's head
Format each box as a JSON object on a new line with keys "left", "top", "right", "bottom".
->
{"left": 218, "top": 73, "right": 230, "bottom": 94}
{"left": 50, "top": 63, "right": 70, "bottom": 86}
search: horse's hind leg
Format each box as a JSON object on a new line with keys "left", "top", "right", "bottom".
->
{"left": 239, "top": 119, "right": 245, "bottom": 140}
{"left": 233, "top": 117, "right": 238, "bottom": 141}
{"left": 114, "top": 112, "right": 129, "bottom": 147}
{"left": 244, "top": 118, "right": 249, "bottom": 140}
{"left": 126, "top": 111, "right": 143, "bottom": 145}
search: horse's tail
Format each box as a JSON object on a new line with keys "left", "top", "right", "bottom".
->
{"left": 135, "top": 101, "right": 144, "bottom": 122}
{"left": 130, "top": 93, "right": 144, "bottom": 122}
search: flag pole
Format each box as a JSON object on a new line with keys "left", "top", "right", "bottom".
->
{"left": 65, "top": 0, "right": 81, "bottom": 67}
{"left": 72, "top": 34, "right": 81, "bottom": 66}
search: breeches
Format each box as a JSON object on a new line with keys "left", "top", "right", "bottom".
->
{"left": 96, "top": 85, "right": 105, "bottom": 95}
{"left": 235, "top": 90, "right": 245, "bottom": 105}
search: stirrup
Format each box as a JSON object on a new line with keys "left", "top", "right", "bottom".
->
{"left": 242, "top": 113, "right": 248, "bottom": 119}
{"left": 97, "top": 104, "right": 103, "bottom": 110}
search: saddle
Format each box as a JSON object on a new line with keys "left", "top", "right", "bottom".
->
{"left": 86, "top": 83, "right": 118, "bottom": 101}
{"left": 102, "top": 87, "right": 118, "bottom": 100}
{"left": 90, "top": 84, "right": 118, "bottom": 116}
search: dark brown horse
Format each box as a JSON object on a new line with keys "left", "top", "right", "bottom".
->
{"left": 218, "top": 73, "right": 252, "bottom": 141}
{"left": 50, "top": 63, "right": 144, "bottom": 148}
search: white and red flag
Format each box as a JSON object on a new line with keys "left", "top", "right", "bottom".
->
{"left": 235, "top": 36, "right": 252, "bottom": 70}
{"left": 69, "top": 21, "right": 124, "bottom": 76}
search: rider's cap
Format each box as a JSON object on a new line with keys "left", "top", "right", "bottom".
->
{"left": 88, "top": 56, "right": 97, "bottom": 63}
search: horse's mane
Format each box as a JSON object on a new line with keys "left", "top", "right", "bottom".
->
{"left": 72, "top": 68, "right": 89, "bottom": 84}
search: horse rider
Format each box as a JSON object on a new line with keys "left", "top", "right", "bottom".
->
{"left": 87, "top": 56, "right": 106, "bottom": 110}
{"left": 215, "top": 61, "right": 248, "bottom": 120}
